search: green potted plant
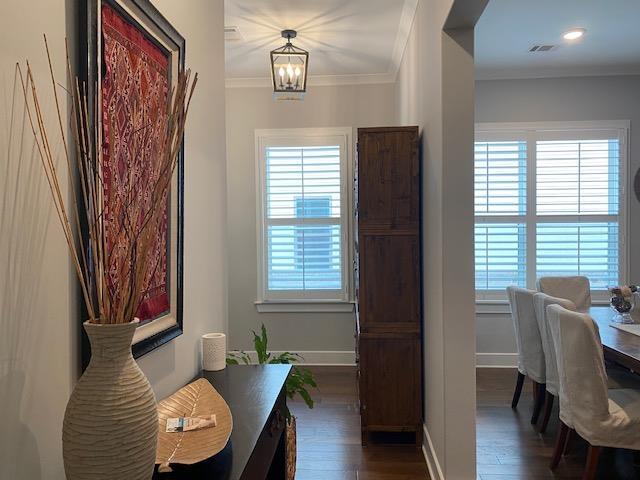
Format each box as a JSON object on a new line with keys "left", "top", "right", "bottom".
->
{"left": 227, "top": 324, "right": 316, "bottom": 480}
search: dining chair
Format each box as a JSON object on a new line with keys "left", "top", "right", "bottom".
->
{"left": 537, "top": 276, "right": 591, "bottom": 311}
{"left": 606, "top": 362, "right": 640, "bottom": 390}
{"left": 507, "top": 286, "right": 546, "bottom": 424}
{"left": 533, "top": 294, "right": 638, "bottom": 435}
{"left": 532, "top": 293, "right": 576, "bottom": 433}
{"left": 547, "top": 305, "right": 640, "bottom": 480}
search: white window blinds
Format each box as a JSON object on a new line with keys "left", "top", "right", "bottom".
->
{"left": 536, "top": 139, "right": 620, "bottom": 215}
{"left": 534, "top": 137, "right": 621, "bottom": 290}
{"left": 475, "top": 124, "right": 626, "bottom": 297}
{"left": 475, "top": 140, "right": 527, "bottom": 290}
{"left": 475, "top": 223, "right": 527, "bottom": 290}
{"left": 257, "top": 129, "right": 351, "bottom": 302}
{"left": 475, "top": 141, "right": 527, "bottom": 216}
{"left": 536, "top": 223, "right": 619, "bottom": 290}
{"left": 266, "top": 146, "right": 342, "bottom": 291}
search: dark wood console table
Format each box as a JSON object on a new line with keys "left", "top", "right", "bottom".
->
{"left": 153, "top": 364, "right": 292, "bottom": 480}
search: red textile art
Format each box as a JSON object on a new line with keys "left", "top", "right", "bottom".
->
{"left": 101, "top": 3, "right": 170, "bottom": 321}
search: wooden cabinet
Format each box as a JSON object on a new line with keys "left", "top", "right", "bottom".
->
{"left": 357, "top": 129, "right": 420, "bottom": 227}
{"left": 358, "top": 232, "right": 420, "bottom": 331}
{"left": 355, "top": 126, "right": 422, "bottom": 445}
{"left": 359, "top": 335, "right": 421, "bottom": 431}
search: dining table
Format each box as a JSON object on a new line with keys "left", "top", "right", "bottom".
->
{"left": 589, "top": 306, "right": 640, "bottom": 372}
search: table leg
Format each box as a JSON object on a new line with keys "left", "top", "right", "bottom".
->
{"left": 266, "top": 430, "right": 286, "bottom": 480}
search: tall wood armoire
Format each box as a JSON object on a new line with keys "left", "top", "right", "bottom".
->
{"left": 354, "top": 126, "right": 422, "bottom": 445}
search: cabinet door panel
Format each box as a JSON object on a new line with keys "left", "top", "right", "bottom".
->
{"left": 359, "top": 336, "right": 421, "bottom": 429}
{"left": 358, "top": 233, "right": 420, "bottom": 330}
{"left": 357, "top": 129, "right": 419, "bottom": 227}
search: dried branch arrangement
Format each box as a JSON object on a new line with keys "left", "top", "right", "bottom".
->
{"left": 18, "top": 36, "right": 197, "bottom": 324}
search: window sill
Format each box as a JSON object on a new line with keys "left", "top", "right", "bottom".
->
{"left": 254, "top": 301, "right": 355, "bottom": 313}
{"left": 476, "top": 300, "right": 510, "bottom": 315}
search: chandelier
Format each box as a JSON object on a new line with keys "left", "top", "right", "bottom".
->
{"left": 270, "top": 30, "right": 309, "bottom": 99}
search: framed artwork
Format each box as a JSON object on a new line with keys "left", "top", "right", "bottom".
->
{"left": 81, "top": 0, "right": 185, "bottom": 366}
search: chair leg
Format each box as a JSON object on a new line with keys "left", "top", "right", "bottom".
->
{"left": 537, "top": 392, "right": 554, "bottom": 434}
{"left": 531, "top": 382, "right": 545, "bottom": 425}
{"left": 583, "top": 445, "right": 602, "bottom": 480}
{"left": 562, "top": 427, "right": 574, "bottom": 456}
{"left": 511, "top": 372, "right": 525, "bottom": 409}
{"left": 550, "top": 421, "right": 570, "bottom": 470}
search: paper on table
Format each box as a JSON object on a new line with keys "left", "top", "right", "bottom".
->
{"left": 610, "top": 322, "right": 640, "bottom": 337}
{"left": 166, "top": 414, "right": 217, "bottom": 433}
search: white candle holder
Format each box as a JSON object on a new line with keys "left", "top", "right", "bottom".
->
{"left": 202, "top": 333, "right": 226, "bottom": 371}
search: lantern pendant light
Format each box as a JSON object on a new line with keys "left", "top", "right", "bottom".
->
{"left": 270, "top": 30, "right": 309, "bottom": 100}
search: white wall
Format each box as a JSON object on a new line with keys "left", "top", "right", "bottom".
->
{"left": 225, "top": 83, "right": 395, "bottom": 354}
{"left": 0, "top": 1, "right": 227, "bottom": 477}
{"left": 475, "top": 75, "right": 640, "bottom": 365}
{"left": 395, "top": 0, "right": 480, "bottom": 478}
{"left": 0, "top": 3, "right": 74, "bottom": 478}
{"left": 142, "top": 0, "right": 228, "bottom": 400}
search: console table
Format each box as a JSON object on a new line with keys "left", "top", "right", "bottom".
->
{"left": 153, "top": 364, "right": 292, "bottom": 480}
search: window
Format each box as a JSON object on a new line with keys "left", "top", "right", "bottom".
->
{"left": 475, "top": 122, "right": 628, "bottom": 300}
{"left": 256, "top": 128, "right": 352, "bottom": 306}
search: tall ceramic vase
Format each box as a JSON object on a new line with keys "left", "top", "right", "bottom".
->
{"left": 63, "top": 321, "right": 158, "bottom": 479}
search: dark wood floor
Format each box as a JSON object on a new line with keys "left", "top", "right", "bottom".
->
{"left": 289, "top": 366, "right": 430, "bottom": 480}
{"left": 477, "top": 368, "right": 640, "bottom": 480}
{"left": 291, "top": 366, "right": 640, "bottom": 480}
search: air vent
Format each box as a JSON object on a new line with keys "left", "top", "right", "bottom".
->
{"left": 224, "top": 26, "right": 244, "bottom": 42}
{"left": 529, "top": 45, "right": 558, "bottom": 52}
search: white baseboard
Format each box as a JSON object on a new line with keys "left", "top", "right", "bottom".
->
{"left": 422, "top": 424, "right": 444, "bottom": 480}
{"left": 236, "top": 351, "right": 518, "bottom": 368}
{"left": 235, "top": 350, "right": 356, "bottom": 366}
{"left": 476, "top": 353, "right": 518, "bottom": 368}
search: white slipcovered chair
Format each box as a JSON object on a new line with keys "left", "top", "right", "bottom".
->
{"left": 506, "top": 286, "right": 546, "bottom": 424}
{"left": 537, "top": 276, "right": 592, "bottom": 311}
{"left": 547, "top": 305, "right": 640, "bottom": 479}
{"left": 532, "top": 292, "right": 576, "bottom": 433}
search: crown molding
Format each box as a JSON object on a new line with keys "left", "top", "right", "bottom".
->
{"left": 475, "top": 65, "right": 640, "bottom": 81}
{"left": 225, "top": 0, "right": 417, "bottom": 89}
{"left": 389, "top": 0, "right": 418, "bottom": 78}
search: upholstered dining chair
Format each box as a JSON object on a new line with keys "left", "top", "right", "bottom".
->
{"left": 532, "top": 293, "right": 576, "bottom": 433}
{"left": 536, "top": 294, "right": 640, "bottom": 435}
{"left": 547, "top": 305, "right": 640, "bottom": 480}
{"left": 537, "top": 276, "right": 592, "bottom": 311}
{"left": 507, "top": 286, "right": 546, "bottom": 424}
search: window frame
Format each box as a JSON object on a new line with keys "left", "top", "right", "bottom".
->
{"left": 475, "top": 121, "right": 629, "bottom": 303}
{"left": 255, "top": 127, "right": 354, "bottom": 310}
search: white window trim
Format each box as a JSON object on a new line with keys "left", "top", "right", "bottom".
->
{"left": 255, "top": 127, "right": 354, "bottom": 311}
{"left": 475, "top": 120, "right": 630, "bottom": 304}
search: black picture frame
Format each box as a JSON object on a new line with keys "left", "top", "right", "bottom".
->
{"left": 80, "top": 0, "right": 185, "bottom": 368}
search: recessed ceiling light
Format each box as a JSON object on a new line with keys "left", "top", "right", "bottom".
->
{"left": 563, "top": 28, "right": 586, "bottom": 40}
